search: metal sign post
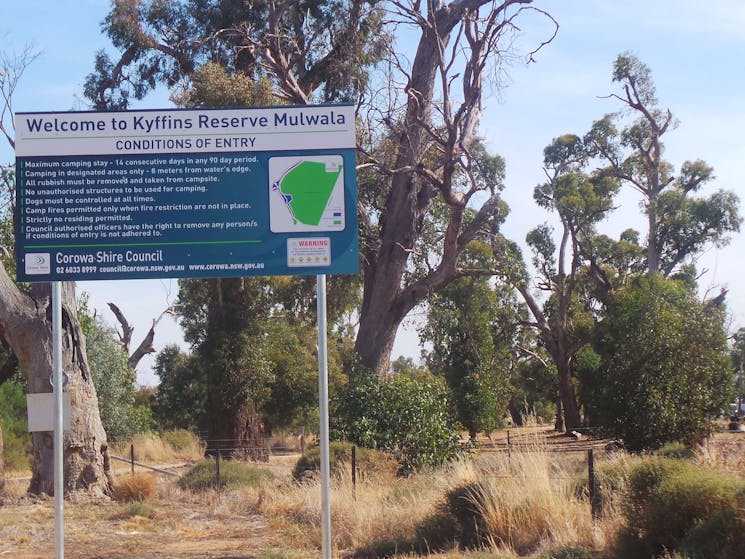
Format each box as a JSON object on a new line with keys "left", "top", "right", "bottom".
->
{"left": 316, "top": 274, "right": 332, "bottom": 559}
{"left": 52, "top": 281, "right": 64, "bottom": 559}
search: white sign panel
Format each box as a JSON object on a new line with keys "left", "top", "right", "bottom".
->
{"left": 15, "top": 105, "right": 355, "bottom": 157}
{"left": 27, "top": 392, "right": 71, "bottom": 432}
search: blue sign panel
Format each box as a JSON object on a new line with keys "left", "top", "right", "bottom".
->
{"left": 14, "top": 105, "right": 358, "bottom": 282}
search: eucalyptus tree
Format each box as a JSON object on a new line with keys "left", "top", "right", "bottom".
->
{"left": 87, "top": 0, "right": 557, "bottom": 378}
{"left": 353, "top": 1, "right": 556, "bottom": 375}
{"left": 586, "top": 53, "right": 741, "bottom": 277}
{"left": 511, "top": 134, "right": 618, "bottom": 431}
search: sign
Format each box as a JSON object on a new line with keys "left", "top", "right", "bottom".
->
{"left": 14, "top": 105, "right": 358, "bottom": 282}
{"left": 27, "top": 392, "right": 71, "bottom": 432}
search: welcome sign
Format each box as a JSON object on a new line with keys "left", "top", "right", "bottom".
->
{"left": 14, "top": 105, "right": 358, "bottom": 282}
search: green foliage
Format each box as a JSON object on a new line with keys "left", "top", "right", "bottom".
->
{"left": 620, "top": 458, "right": 745, "bottom": 558}
{"left": 591, "top": 53, "right": 741, "bottom": 278}
{"left": 178, "top": 458, "right": 272, "bottom": 491}
{"left": 0, "top": 163, "right": 15, "bottom": 280}
{"left": 421, "top": 254, "right": 517, "bottom": 438}
{"left": 86, "top": 0, "right": 388, "bottom": 108}
{"left": 80, "top": 303, "right": 152, "bottom": 441}
{"left": 332, "top": 371, "right": 466, "bottom": 473}
{"left": 173, "top": 62, "right": 275, "bottom": 107}
{"left": 160, "top": 428, "right": 200, "bottom": 452}
{"left": 153, "top": 345, "right": 206, "bottom": 431}
{"left": 0, "top": 378, "right": 31, "bottom": 470}
{"left": 263, "top": 320, "right": 329, "bottom": 434}
{"left": 291, "top": 441, "right": 396, "bottom": 481}
{"left": 591, "top": 275, "right": 733, "bottom": 451}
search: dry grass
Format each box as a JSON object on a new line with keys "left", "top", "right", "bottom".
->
{"left": 4, "top": 430, "right": 744, "bottom": 559}
{"left": 112, "top": 472, "right": 157, "bottom": 502}
{"left": 468, "top": 445, "right": 603, "bottom": 555}
{"left": 110, "top": 430, "right": 204, "bottom": 464}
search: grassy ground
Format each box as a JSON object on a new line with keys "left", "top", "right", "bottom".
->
{"left": 1, "top": 427, "right": 743, "bottom": 559}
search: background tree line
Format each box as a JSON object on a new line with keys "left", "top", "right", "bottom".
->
{"left": 0, "top": 0, "right": 742, "bottom": 492}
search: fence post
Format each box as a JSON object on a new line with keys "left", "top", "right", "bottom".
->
{"left": 507, "top": 430, "right": 511, "bottom": 463}
{"left": 130, "top": 444, "right": 135, "bottom": 475}
{"left": 216, "top": 449, "right": 221, "bottom": 490}
{"left": 301, "top": 426, "right": 305, "bottom": 454}
{"left": 588, "top": 449, "right": 599, "bottom": 520}
{"left": 351, "top": 445, "right": 357, "bottom": 501}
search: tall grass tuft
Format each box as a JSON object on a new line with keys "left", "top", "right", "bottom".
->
{"left": 112, "top": 472, "right": 156, "bottom": 502}
{"left": 253, "top": 456, "right": 478, "bottom": 556}
{"left": 427, "top": 440, "right": 600, "bottom": 555}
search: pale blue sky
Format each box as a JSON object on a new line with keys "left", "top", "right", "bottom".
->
{"left": 2, "top": 1, "right": 744, "bottom": 384}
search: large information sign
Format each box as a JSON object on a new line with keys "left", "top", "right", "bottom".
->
{"left": 14, "top": 105, "right": 357, "bottom": 282}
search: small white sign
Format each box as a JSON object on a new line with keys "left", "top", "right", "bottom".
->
{"left": 27, "top": 392, "right": 71, "bottom": 432}
{"left": 287, "top": 237, "right": 331, "bottom": 267}
{"left": 25, "top": 253, "right": 51, "bottom": 275}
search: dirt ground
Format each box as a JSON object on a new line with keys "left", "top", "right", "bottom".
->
{"left": 0, "top": 454, "right": 300, "bottom": 559}
{"left": 2, "top": 429, "right": 744, "bottom": 559}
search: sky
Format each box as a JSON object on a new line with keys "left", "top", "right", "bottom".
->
{"left": 1, "top": 0, "right": 744, "bottom": 385}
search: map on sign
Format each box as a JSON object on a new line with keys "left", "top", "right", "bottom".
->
{"left": 269, "top": 155, "right": 345, "bottom": 232}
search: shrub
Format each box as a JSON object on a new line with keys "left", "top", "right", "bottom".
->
{"left": 573, "top": 455, "right": 632, "bottom": 516}
{"left": 179, "top": 459, "right": 272, "bottom": 491}
{"left": 591, "top": 276, "right": 733, "bottom": 451}
{"left": 418, "top": 450, "right": 596, "bottom": 554}
{"left": 292, "top": 442, "right": 396, "bottom": 482}
{"left": 112, "top": 473, "right": 156, "bottom": 502}
{"left": 332, "top": 371, "right": 467, "bottom": 473}
{"left": 620, "top": 457, "right": 745, "bottom": 557}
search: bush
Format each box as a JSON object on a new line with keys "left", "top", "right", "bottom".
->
{"left": 291, "top": 442, "right": 396, "bottom": 482}
{"left": 112, "top": 473, "right": 156, "bottom": 502}
{"left": 620, "top": 457, "right": 745, "bottom": 558}
{"left": 332, "top": 371, "right": 467, "bottom": 473}
{"left": 125, "top": 501, "right": 155, "bottom": 519}
{"left": 591, "top": 276, "right": 733, "bottom": 451}
{"left": 179, "top": 459, "right": 272, "bottom": 491}
{"left": 419, "top": 469, "right": 595, "bottom": 554}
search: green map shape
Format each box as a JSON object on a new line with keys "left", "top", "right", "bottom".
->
{"left": 279, "top": 161, "right": 343, "bottom": 226}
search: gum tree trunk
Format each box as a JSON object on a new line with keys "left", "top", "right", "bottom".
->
{"left": 0, "top": 269, "right": 111, "bottom": 496}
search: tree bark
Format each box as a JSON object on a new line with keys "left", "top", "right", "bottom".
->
{"left": 556, "top": 357, "right": 581, "bottom": 431}
{"left": 205, "top": 400, "right": 268, "bottom": 461}
{"left": 356, "top": 0, "right": 513, "bottom": 376}
{"left": 0, "top": 269, "right": 110, "bottom": 496}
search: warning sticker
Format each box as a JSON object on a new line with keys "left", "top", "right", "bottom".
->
{"left": 287, "top": 237, "right": 331, "bottom": 267}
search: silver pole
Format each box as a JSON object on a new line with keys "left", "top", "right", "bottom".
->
{"left": 316, "top": 274, "right": 332, "bottom": 559}
{"left": 52, "top": 281, "right": 64, "bottom": 559}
